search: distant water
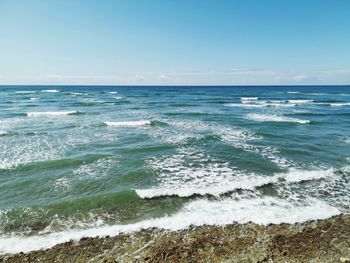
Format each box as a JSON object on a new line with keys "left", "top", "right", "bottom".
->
{"left": 0, "top": 85, "right": 349, "bottom": 254}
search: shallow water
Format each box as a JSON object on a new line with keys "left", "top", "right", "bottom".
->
{"left": 0, "top": 85, "right": 349, "bottom": 253}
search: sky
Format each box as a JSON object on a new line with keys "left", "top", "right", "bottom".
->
{"left": 0, "top": 0, "right": 350, "bottom": 85}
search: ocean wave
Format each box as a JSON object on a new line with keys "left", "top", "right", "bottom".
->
{"left": 266, "top": 102, "right": 296, "bottom": 107}
{"left": 287, "top": 91, "right": 327, "bottom": 96}
{"left": 149, "top": 119, "right": 257, "bottom": 149}
{"left": 136, "top": 148, "right": 252, "bottom": 198}
{"left": 330, "top": 102, "right": 350, "bottom": 106}
{"left": 224, "top": 103, "right": 265, "bottom": 108}
{"left": 0, "top": 131, "right": 119, "bottom": 170}
{"left": 0, "top": 131, "right": 9, "bottom": 136}
{"left": 15, "top": 91, "right": 36, "bottom": 94}
{"left": 276, "top": 168, "right": 333, "bottom": 183}
{"left": 41, "top": 89, "right": 60, "bottom": 93}
{"left": 70, "top": 92, "right": 87, "bottom": 96}
{"left": 225, "top": 102, "right": 296, "bottom": 108}
{"left": 0, "top": 135, "right": 66, "bottom": 170}
{"left": 287, "top": 99, "right": 313, "bottom": 104}
{"left": 343, "top": 137, "right": 350, "bottom": 144}
{"left": 27, "top": 111, "right": 80, "bottom": 117}
{"left": 148, "top": 119, "right": 288, "bottom": 167}
{"left": 72, "top": 157, "right": 119, "bottom": 180}
{"left": 241, "top": 97, "right": 258, "bottom": 102}
{"left": 135, "top": 166, "right": 333, "bottom": 199}
{"left": 246, "top": 113, "right": 310, "bottom": 124}
{"left": 0, "top": 196, "right": 339, "bottom": 254}
{"left": 104, "top": 120, "right": 151, "bottom": 127}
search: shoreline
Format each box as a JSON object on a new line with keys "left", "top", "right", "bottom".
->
{"left": 1, "top": 214, "right": 349, "bottom": 262}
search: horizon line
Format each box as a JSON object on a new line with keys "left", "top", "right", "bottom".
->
{"left": 0, "top": 84, "right": 349, "bottom": 87}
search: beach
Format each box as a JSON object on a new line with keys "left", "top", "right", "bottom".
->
{"left": 1, "top": 214, "right": 349, "bottom": 262}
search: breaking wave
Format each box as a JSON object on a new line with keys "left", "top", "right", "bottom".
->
{"left": 27, "top": 111, "right": 80, "bottom": 117}
{"left": 104, "top": 120, "right": 151, "bottom": 127}
{"left": 246, "top": 113, "right": 310, "bottom": 124}
{"left": 0, "top": 195, "right": 339, "bottom": 254}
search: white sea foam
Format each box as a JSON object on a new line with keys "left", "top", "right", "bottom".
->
{"left": 330, "top": 102, "right": 350, "bottom": 106}
{"left": 105, "top": 120, "right": 151, "bottom": 127}
{"left": 0, "top": 131, "right": 9, "bottom": 136}
{"left": 157, "top": 119, "right": 258, "bottom": 150}
{"left": 246, "top": 113, "right": 310, "bottom": 124}
{"left": 29, "top": 97, "right": 39, "bottom": 101}
{"left": 265, "top": 102, "right": 296, "bottom": 107}
{"left": 136, "top": 162, "right": 334, "bottom": 199}
{"left": 70, "top": 92, "right": 86, "bottom": 96}
{"left": 224, "top": 103, "right": 265, "bottom": 108}
{"left": 225, "top": 102, "right": 296, "bottom": 108}
{"left": 136, "top": 148, "right": 253, "bottom": 198}
{"left": 136, "top": 175, "right": 272, "bottom": 198}
{"left": 148, "top": 119, "right": 289, "bottom": 167}
{"left": 0, "top": 135, "right": 66, "bottom": 170}
{"left": 343, "top": 137, "right": 350, "bottom": 144}
{"left": 42, "top": 89, "right": 60, "bottom": 93}
{"left": 287, "top": 99, "right": 313, "bottom": 104}
{"left": 15, "top": 91, "right": 36, "bottom": 94}
{"left": 114, "top": 96, "right": 123, "bottom": 100}
{"left": 0, "top": 128, "right": 120, "bottom": 170}
{"left": 53, "top": 177, "right": 71, "bottom": 191}
{"left": 0, "top": 196, "right": 339, "bottom": 254}
{"left": 27, "top": 111, "right": 78, "bottom": 117}
{"left": 286, "top": 91, "right": 301, "bottom": 94}
{"left": 73, "top": 157, "right": 119, "bottom": 179}
{"left": 241, "top": 97, "right": 258, "bottom": 102}
{"left": 107, "top": 91, "right": 118, "bottom": 94}
{"left": 276, "top": 168, "right": 333, "bottom": 183}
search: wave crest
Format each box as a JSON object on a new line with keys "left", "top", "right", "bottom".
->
{"left": 104, "top": 120, "right": 151, "bottom": 127}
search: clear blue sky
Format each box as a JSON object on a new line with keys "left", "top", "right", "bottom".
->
{"left": 0, "top": 0, "right": 349, "bottom": 85}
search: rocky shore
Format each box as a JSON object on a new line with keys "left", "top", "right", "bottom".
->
{"left": 1, "top": 214, "right": 349, "bottom": 263}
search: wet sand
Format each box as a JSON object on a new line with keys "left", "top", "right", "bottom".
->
{"left": 1, "top": 214, "right": 349, "bottom": 262}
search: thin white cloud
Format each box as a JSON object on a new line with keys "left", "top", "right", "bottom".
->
{"left": 0, "top": 69, "right": 349, "bottom": 85}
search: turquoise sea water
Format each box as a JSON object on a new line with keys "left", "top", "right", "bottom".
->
{"left": 0, "top": 86, "right": 349, "bottom": 253}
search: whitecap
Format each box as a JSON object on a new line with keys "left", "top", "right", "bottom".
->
{"left": 70, "top": 92, "right": 86, "bottom": 96}
{"left": 225, "top": 102, "right": 295, "bottom": 108}
{"left": 276, "top": 168, "right": 333, "bottom": 183}
{"left": 246, "top": 113, "right": 310, "bottom": 124}
{"left": 241, "top": 97, "right": 258, "bottom": 102}
{"left": 27, "top": 111, "right": 79, "bottom": 117}
{"left": 0, "top": 131, "right": 9, "bottom": 136}
{"left": 224, "top": 103, "right": 265, "bottom": 108}
{"left": 136, "top": 164, "right": 334, "bottom": 199}
{"left": 265, "top": 102, "right": 296, "bottom": 107}
{"left": 287, "top": 99, "right": 313, "bottom": 104}
{"left": 15, "top": 91, "right": 36, "bottom": 94}
{"left": 42, "top": 89, "right": 60, "bottom": 93}
{"left": 330, "top": 102, "right": 350, "bottom": 106}
{"left": 105, "top": 120, "right": 151, "bottom": 127}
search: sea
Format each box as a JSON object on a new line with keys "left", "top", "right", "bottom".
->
{"left": 0, "top": 85, "right": 349, "bottom": 254}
